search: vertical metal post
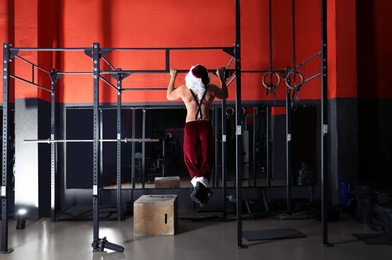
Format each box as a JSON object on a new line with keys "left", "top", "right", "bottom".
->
{"left": 161, "top": 139, "right": 165, "bottom": 176}
{"left": 99, "top": 109, "right": 103, "bottom": 197}
{"left": 116, "top": 75, "right": 122, "bottom": 221}
{"left": 285, "top": 67, "right": 292, "bottom": 213}
{"left": 214, "top": 108, "right": 219, "bottom": 188}
{"left": 286, "top": 0, "right": 297, "bottom": 214}
{"left": 50, "top": 69, "right": 61, "bottom": 223}
{"left": 1, "top": 42, "right": 13, "bottom": 254}
{"left": 266, "top": 106, "right": 271, "bottom": 186}
{"left": 252, "top": 107, "right": 257, "bottom": 186}
{"left": 142, "top": 109, "right": 146, "bottom": 188}
{"left": 221, "top": 100, "right": 227, "bottom": 217}
{"left": 235, "top": 0, "right": 246, "bottom": 249}
{"left": 110, "top": 69, "right": 130, "bottom": 220}
{"left": 92, "top": 42, "right": 101, "bottom": 246}
{"left": 269, "top": 0, "right": 273, "bottom": 72}
{"left": 267, "top": 0, "right": 273, "bottom": 188}
{"left": 131, "top": 109, "right": 136, "bottom": 189}
{"left": 165, "top": 49, "right": 170, "bottom": 71}
{"left": 321, "top": 0, "right": 330, "bottom": 247}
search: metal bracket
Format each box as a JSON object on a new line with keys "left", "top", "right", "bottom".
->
{"left": 236, "top": 125, "right": 242, "bottom": 136}
{"left": 10, "top": 50, "right": 19, "bottom": 59}
{"left": 110, "top": 68, "right": 132, "bottom": 81}
{"left": 50, "top": 69, "right": 62, "bottom": 82}
{"left": 84, "top": 47, "right": 112, "bottom": 59}
{"left": 323, "top": 124, "right": 328, "bottom": 134}
{"left": 223, "top": 47, "right": 235, "bottom": 57}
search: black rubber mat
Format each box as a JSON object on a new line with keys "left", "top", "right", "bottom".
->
{"left": 352, "top": 233, "right": 392, "bottom": 245}
{"left": 242, "top": 228, "right": 306, "bottom": 241}
{"left": 57, "top": 204, "right": 118, "bottom": 221}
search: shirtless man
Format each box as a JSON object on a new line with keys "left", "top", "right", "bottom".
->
{"left": 166, "top": 64, "right": 228, "bottom": 207}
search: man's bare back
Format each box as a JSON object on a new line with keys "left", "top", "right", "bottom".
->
{"left": 166, "top": 64, "right": 228, "bottom": 207}
{"left": 166, "top": 67, "right": 228, "bottom": 122}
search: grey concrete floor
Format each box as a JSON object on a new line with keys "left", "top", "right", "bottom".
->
{"left": 1, "top": 212, "right": 391, "bottom": 260}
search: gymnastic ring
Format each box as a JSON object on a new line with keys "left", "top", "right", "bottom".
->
{"left": 241, "top": 107, "right": 246, "bottom": 115}
{"left": 262, "top": 71, "right": 281, "bottom": 90}
{"left": 225, "top": 107, "right": 234, "bottom": 117}
{"left": 285, "top": 71, "right": 304, "bottom": 90}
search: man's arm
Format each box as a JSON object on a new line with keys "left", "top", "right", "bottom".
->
{"left": 166, "top": 68, "right": 181, "bottom": 100}
{"left": 215, "top": 68, "right": 228, "bottom": 99}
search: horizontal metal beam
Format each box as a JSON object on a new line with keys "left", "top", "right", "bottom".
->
{"left": 11, "top": 47, "right": 90, "bottom": 52}
{"left": 99, "top": 69, "right": 235, "bottom": 74}
{"left": 122, "top": 88, "right": 167, "bottom": 91}
{"left": 10, "top": 46, "right": 233, "bottom": 52}
{"left": 10, "top": 75, "right": 52, "bottom": 92}
{"left": 24, "top": 138, "right": 160, "bottom": 144}
{"left": 58, "top": 69, "right": 233, "bottom": 75}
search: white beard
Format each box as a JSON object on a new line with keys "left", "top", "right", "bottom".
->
{"left": 185, "top": 71, "right": 206, "bottom": 100}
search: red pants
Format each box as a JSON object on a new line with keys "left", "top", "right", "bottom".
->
{"left": 183, "top": 120, "right": 214, "bottom": 182}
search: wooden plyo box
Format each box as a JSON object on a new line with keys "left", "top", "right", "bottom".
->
{"left": 154, "top": 176, "right": 181, "bottom": 188}
{"left": 133, "top": 195, "right": 178, "bottom": 236}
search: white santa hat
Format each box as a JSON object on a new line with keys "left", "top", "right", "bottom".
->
{"left": 185, "top": 64, "right": 210, "bottom": 100}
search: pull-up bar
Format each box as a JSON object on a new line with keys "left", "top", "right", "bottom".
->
{"left": 9, "top": 46, "right": 235, "bottom": 52}
{"left": 99, "top": 69, "right": 234, "bottom": 75}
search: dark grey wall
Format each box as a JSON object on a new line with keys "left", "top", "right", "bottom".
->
{"left": 328, "top": 98, "right": 359, "bottom": 205}
{"left": 358, "top": 98, "right": 392, "bottom": 184}
{"left": 271, "top": 107, "right": 318, "bottom": 179}
{"left": 13, "top": 97, "right": 392, "bottom": 215}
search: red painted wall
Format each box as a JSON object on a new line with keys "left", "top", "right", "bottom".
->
{"left": 357, "top": 0, "right": 392, "bottom": 99}
{"left": 2, "top": 0, "right": 390, "bottom": 104}
{"left": 327, "top": 0, "right": 358, "bottom": 99}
